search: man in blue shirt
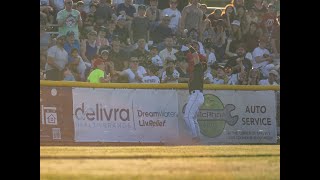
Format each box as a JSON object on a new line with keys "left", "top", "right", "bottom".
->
{"left": 63, "top": 31, "right": 80, "bottom": 62}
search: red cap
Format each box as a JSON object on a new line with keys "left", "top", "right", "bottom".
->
{"left": 93, "top": 58, "right": 104, "bottom": 68}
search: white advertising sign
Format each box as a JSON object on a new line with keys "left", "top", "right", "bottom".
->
{"left": 73, "top": 88, "right": 179, "bottom": 142}
{"left": 178, "top": 90, "right": 277, "bottom": 144}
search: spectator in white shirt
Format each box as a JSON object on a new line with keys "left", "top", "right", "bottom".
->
{"left": 161, "top": 58, "right": 180, "bottom": 83}
{"left": 162, "top": 0, "right": 181, "bottom": 34}
{"left": 142, "top": 65, "right": 160, "bottom": 83}
{"left": 159, "top": 37, "right": 178, "bottom": 62}
{"left": 259, "top": 70, "right": 279, "bottom": 85}
{"left": 45, "top": 34, "right": 69, "bottom": 81}
{"left": 116, "top": 56, "right": 146, "bottom": 83}
{"left": 252, "top": 36, "right": 275, "bottom": 78}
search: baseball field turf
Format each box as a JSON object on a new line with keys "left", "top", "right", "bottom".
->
{"left": 40, "top": 145, "right": 280, "bottom": 180}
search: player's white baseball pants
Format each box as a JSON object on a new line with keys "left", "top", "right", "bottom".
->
{"left": 184, "top": 90, "right": 204, "bottom": 138}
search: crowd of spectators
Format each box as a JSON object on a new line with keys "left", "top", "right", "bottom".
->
{"left": 40, "top": 0, "right": 280, "bottom": 85}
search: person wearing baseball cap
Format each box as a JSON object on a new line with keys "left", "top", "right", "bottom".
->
{"left": 64, "top": 31, "right": 81, "bottom": 60}
{"left": 45, "top": 34, "right": 68, "bottom": 81}
{"left": 87, "top": 57, "right": 111, "bottom": 83}
{"left": 115, "top": 56, "right": 146, "bottom": 83}
{"left": 231, "top": 20, "right": 241, "bottom": 26}
{"left": 183, "top": 45, "right": 207, "bottom": 144}
{"left": 56, "top": 34, "right": 66, "bottom": 40}
{"left": 258, "top": 69, "right": 279, "bottom": 85}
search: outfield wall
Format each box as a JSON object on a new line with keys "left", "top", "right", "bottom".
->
{"left": 40, "top": 80, "right": 280, "bottom": 144}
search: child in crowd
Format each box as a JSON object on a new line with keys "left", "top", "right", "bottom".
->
{"left": 212, "top": 65, "right": 227, "bottom": 84}
{"left": 142, "top": 65, "right": 160, "bottom": 83}
{"left": 248, "top": 68, "right": 261, "bottom": 85}
{"left": 161, "top": 58, "right": 179, "bottom": 83}
{"left": 150, "top": 45, "right": 163, "bottom": 68}
{"left": 63, "top": 67, "right": 76, "bottom": 81}
{"left": 87, "top": 58, "right": 111, "bottom": 83}
{"left": 69, "top": 48, "right": 87, "bottom": 81}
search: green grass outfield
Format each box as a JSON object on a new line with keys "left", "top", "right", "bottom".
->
{"left": 40, "top": 145, "right": 280, "bottom": 180}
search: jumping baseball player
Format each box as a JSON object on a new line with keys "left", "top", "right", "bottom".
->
{"left": 184, "top": 46, "right": 207, "bottom": 144}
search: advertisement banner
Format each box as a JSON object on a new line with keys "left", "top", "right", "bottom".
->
{"left": 40, "top": 86, "right": 74, "bottom": 142}
{"left": 72, "top": 88, "right": 179, "bottom": 142}
{"left": 178, "top": 90, "right": 277, "bottom": 144}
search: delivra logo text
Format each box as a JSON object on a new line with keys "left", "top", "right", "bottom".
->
{"left": 74, "top": 103, "right": 129, "bottom": 121}
{"left": 183, "top": 94, "right": 238, "bottom": 138}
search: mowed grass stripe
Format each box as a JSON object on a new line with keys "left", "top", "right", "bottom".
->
{"left": 40, "top": 145, "right": 280, "bottom": 157}
{"left": 41, "top": 158, "right": 279, "bottom": 180}
{"left": 41, "top": 154, "right": 279, "bottom": 159}
{"left": 41, "top": 145, "right": 280, "bottom": 180}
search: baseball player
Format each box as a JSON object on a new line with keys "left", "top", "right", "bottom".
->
{"left": 184, "top": 46, "right": 207, "bottom": 144}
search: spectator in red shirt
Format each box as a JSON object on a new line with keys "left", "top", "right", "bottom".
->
{"left": 261, "top": 4, "right": 278, "bottom": 35}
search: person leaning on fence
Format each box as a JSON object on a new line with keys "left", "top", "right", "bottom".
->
{"left": 258, "top": 69, "right": 278, "bottom": 85}
{"left": 212, "top": 65, "right": 228, "bottom": 84}
{"left": 247, "top": 68, "right": 261, "bottom": 85}
{"left": 141, "top": 65, "right": 160, "bottom": 84}
{"left": 161, "top": 57, "right": 180, "bottom": 83}
{"left": 87, "top": 57, "right": 111, "bottom": 83}
{"left": 115, "top": 56, "right": 146, "bottom": 83}
{"left": 149, "top": 45, "right": 163, "bottom": 68}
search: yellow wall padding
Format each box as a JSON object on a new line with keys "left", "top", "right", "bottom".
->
{"left": 40, "top": 80, "right": 280, "bottom": 91}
